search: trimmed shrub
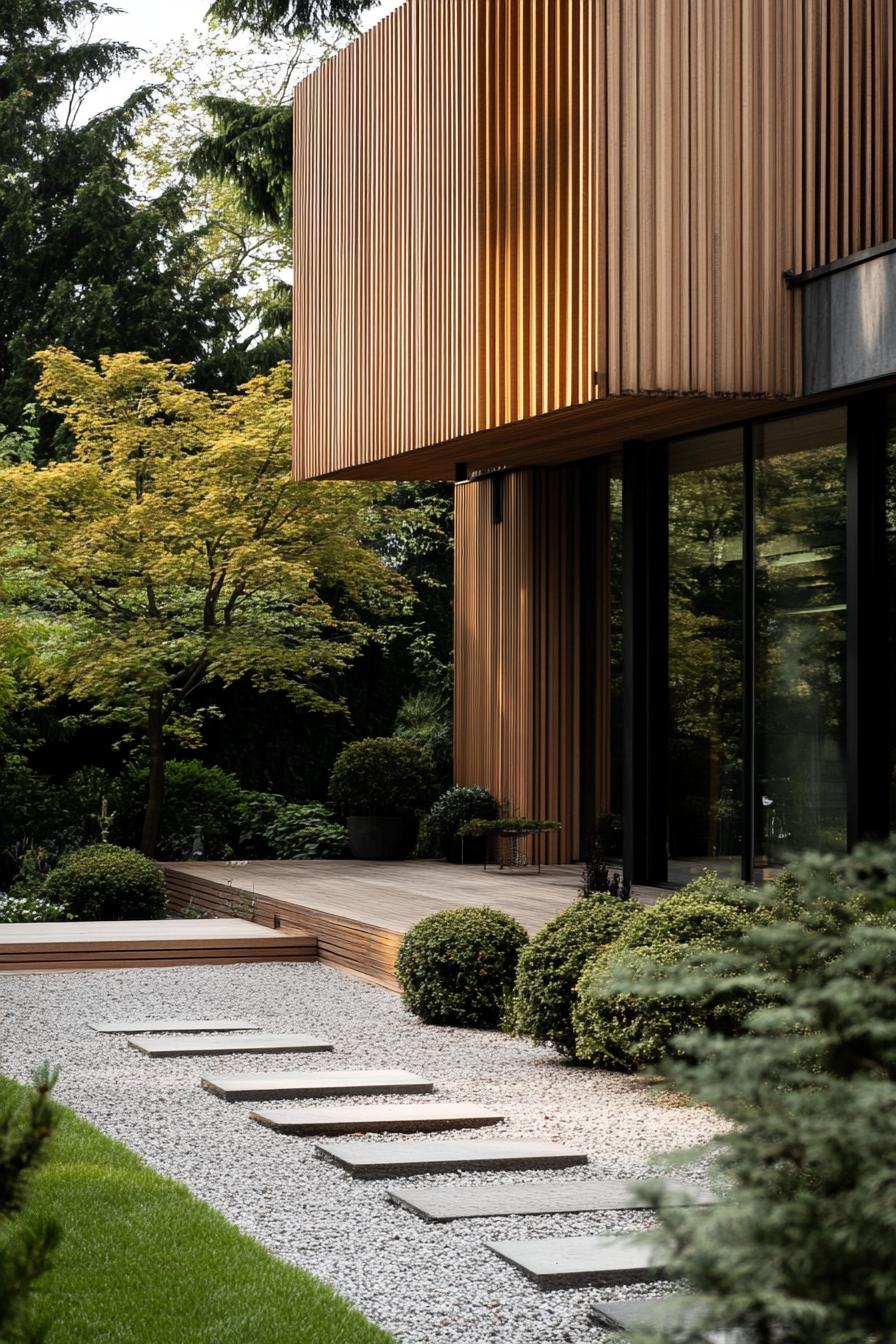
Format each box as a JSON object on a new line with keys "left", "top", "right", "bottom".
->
{"left": 513, "top": 894, "right": 637, "bottom": 1056}
{"left": 43, "top": 845, "right": 166, "bottom": 921}
{"left": 572, "top": 939, "right": 731, "bottom": 1071}
{"left": 419, "top": 786, "right": 499, "bottom": 859}
{"left": 396, "top": 906, "right": 528, "bottom": 1028}
{"left": 572, "top": 883, "right": 757, "bottom": 1071}
{"left": 610, "top": 882, "right": 757, "bottom": 954}
{"left": 329, "top": 738, "right": 436, "bottom": 817}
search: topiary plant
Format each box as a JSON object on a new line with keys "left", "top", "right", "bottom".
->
{"left": 513, "top": 894, "right": 637, "bottom": 1056}
{"left": 419, "top": 786, "right": 499, "bottom": 861}
{"left": 43, "top": 845, "right": 166, "bottom": 921}
{"left": 329, "top": 738, "right": 436, "bottom": 817}
{"left": 395, "top": 906, "right": 528, "bottom": 1028}
{"left": 571, "top": 884, "right": 758, "bottom": 1071}
{"left": 572, "top": 939, "right": 732, "bottom": 1071}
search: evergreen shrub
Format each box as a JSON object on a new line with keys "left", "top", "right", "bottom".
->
{"left": 329, "top": 738, "right": 436, "bottom": 817}
{"left": 395, "top": 906, "right": 528, "bottom": 1028}
{"left": 572, "top": 878, "right": 757, "bottom": 1071}
{"left": 419, "top": 786, "right": 499, "bottom": 859}
{"left": 513, "top": 894, "right": 636, "bottom": 1056}
{"left": 634, "top": 844, "right": 896, "bottom": 1344}
{"left": 43, "top": 845, "right": 166, "bottom": 921}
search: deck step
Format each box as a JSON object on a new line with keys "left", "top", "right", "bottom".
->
{"left": 252, "top": 1103, "right": 503, "bottom": 1135}
{"left": 129, "top": 1033, "right": 333, "bottom": 1057}
{"left": 315, "top": 1139, "right": 587, "bottom": 1179}
{"left": 388, "top": 1177, "right": 715, "bottom": 1222}
{"left": 201, "top": 1069, "right": 434, "bottom": 1101}
{"left": 590, "top": 1296, "right": 751, "bottom": 1342}
{"left": 90, "top": 1019, "right": 259, "bottom": 1034}
{"left": 486, "top": 1233, "right": 665, "bottom": 1290}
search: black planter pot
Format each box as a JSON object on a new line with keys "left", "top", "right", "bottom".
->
{"left": 347, "top": 815, "right": 417, "bottom": 861}
{"left": 446, "top": 835, "right": 488, "bottom": 866}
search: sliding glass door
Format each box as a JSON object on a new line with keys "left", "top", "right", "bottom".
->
{"left": 753, "top": 410, "right": 848, "bottom": 878}
{"left": 658, "top": 408, "right": 849, "bottom": 885}
{"left": 667, "top": 432, "right": 744, "bottom": 882}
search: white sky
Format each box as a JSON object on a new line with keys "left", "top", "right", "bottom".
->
{"left": 80, "top": 0, "right": 405, "bottom": 117}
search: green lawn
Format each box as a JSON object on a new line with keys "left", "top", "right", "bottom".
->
{"left": 1, "top": 1076, "right": 394, "bottom": 1344}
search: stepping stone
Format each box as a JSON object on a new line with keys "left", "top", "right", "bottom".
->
{"left": 388, "top": 1177, "right": 716, "bottom": 1222}
{"left": 591, "top": 1296, "right": 751, "bottom": 1342}
{"left": 89, "top": 1019, "right": 258, "bottom": 1034}
{"left": 252, "top": 1102, "right": 503, "bottom": 1135}
{"left": 201, "top": 1069, "right": 434, "bottom": 1102}
{"left": 486, "top": 1233, "right": 665, "bottom": 1290}
{"left": 315, "top": 1139, "right": 587, "bottom": 1179}
{"left": 129, "top": 1033, "right": 333, "bottom": 1058}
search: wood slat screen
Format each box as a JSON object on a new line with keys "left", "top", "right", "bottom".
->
{"left": 454, "top": 469, "right": 587, "bottom": 862}
{"left": 294, "top": 0, "right": 896, "bottom": 482}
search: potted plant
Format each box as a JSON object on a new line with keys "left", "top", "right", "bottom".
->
{"left": 329, "top": 738, "right": 436, "bottom": 860}
{"left": 422, "top": 786, "right": 500, "bottom": 864}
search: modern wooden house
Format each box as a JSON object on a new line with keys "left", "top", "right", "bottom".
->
{"left": 293, "top": 0, "right": 896, "bottom": 886}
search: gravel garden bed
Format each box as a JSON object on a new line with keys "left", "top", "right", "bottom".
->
{"left": 0, "top": 962, "right": 725, "bottom": 1344}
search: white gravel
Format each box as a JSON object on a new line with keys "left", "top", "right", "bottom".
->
{"left": 0, "top": 962, "right": 725, "bottom": 1344}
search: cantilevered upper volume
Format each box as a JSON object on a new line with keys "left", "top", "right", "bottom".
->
{"left": 292, "top": 0, "right": 896, "bottom": 482}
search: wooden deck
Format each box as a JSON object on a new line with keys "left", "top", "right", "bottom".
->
{"left": 163, "top": 859, "right": 587, "bottom": 989}
{"left": 0, "top": 917, "right": 317, "bottom": 974}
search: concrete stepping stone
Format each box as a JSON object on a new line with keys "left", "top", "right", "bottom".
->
{"left": 129, "top": 1033, "right": 333, "bottom": 1058}
{"left": 90, "top": 1019, "right": 258, "bottom": 1033}
{"left": 388, "top": 1177, "right": 715, "bottom": 1222}
{"left": 202, "top": 1069, "right": 434, "bottom": 1101}
{"left": 315, "top": 1139, "right": 587, "bottom": 1179}
{"left": 591, "top": 1296, "right": 751, "bottom": 1342}
{"left": 252, "top": 1102, "right": 503, "bottom": 1135}
{"left": 486, "top": 1233, "right": 665, "bottom": 1290}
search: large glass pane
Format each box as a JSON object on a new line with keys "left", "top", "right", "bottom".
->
{"left": 754, "top": 409, "right": 848, "bottom": 878}
{"left": 667, "top": 431, "right": 744, "bottom": 882}
{"left": 888, "top": 395, "right": 896, "bottom": 833}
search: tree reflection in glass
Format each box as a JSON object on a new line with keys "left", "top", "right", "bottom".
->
{"left": 754, "top": 409, "right": 848, "bottom": 876}
{"left": 667, "top": 431, "right": 744, "bottom": 882}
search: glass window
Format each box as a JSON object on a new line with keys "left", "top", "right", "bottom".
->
{"left": 753, "top": 408, "right": 848, "bottom": 878}
{"left": 667, "top": 431, "right": 744, "bottom": 883}
{"left": 888, "top": 395, "right": 896, "bottom": 833}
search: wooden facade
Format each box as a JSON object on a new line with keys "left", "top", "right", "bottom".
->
{"left": 293, "top": 2, "right": 896, "bottom": 863}
{"left": 293, "top": 0, "right": 896, "bottom": 482}
{"left": 453, "top": 467, "right": 609, "bottom": 863}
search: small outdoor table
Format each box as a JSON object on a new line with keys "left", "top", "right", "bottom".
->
{"left": 469, "top": 826, "right": 560, "bottom": 875}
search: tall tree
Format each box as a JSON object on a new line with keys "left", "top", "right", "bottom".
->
{"left": 206, "top": 0, "right": 378, "bottom": 38}
{"left": 0, "top": 1, "right": 240, "bottom": 452}
{"left": 0, "top": 349, "right": 409, "bottom": 854}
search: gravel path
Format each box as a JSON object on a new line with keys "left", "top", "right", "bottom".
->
{"left": 0, "top": 963, "right": 724, "bottom": 1344}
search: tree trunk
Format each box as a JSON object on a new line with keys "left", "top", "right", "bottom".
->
{"left": 141, "top": 691, "right": 165, "bottom": 857}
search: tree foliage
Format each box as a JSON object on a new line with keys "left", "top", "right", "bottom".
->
{"left": 206, "top": 0, "right": 378, "bottom": 38}
{"left": 0, "top": 1, "right": 242, "bottom": 452}
{"left": 0, "top": 349, "right": 408, "bottom": 853}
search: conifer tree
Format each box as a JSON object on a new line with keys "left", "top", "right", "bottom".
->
{"left": 0, "top": 1068, "right": 60, "bottom": 1344}
{"left": 628, "top": 845, "right": 896, "bottom": 1344}
{"left": 0, "top": 2, "right": 239, "bottom": 453}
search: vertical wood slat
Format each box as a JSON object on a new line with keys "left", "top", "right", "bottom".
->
{"left": 293, "top": 0, "right": 896, "bottom": 482}
{"left": 454, "top": 471, "right": 584, "bottom": 864}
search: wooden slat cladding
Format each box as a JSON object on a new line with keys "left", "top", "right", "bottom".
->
{"left": 293, "top": 0, "right": 896, "bottom": 481}
{"left": 292, "top": 0, "right": 479, "bottom": 480}
{"left": 454, "top": 471, "right": 587, "bottom": 863}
